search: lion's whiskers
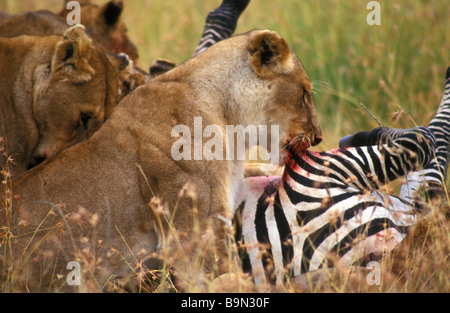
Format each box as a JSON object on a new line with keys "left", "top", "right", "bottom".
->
{"left": 281, "top": 134, "right": 311, "bottom": 153}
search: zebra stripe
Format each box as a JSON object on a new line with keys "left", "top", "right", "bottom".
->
{"left": 422, "top": 69, "right": 450, "bottom": 183}
{"left": 399, "top": 69, "right": 450, "bottom": 203}
{"left": 232, "top": 68, "right": 449, "bottom": 285}
{"left": 234, "top": 138, "right": 433, "bottom": 284}
{"left": 193, "top": 0, "right": 250, "bottom": 57}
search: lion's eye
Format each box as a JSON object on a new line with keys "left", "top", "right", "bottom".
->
{"left": 80, "top": 112, "right": 92, "bottom": 129}
{"left": 302, "top": 91, "right": 308, "bottom": 105}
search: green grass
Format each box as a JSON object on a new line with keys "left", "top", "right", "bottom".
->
{"left": 2, "top": 0, "right": 448, "bottom": 147}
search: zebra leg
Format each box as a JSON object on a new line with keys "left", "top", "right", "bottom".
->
{"left": 341, "top": 67, "right": 450, "bottom": 187}
{"left": 421, "top": 67, "right": 450, "bottom": 184}
{"left": 340, "top": 126, "right": 436, "bottom": 175}
{"left": 341, "top": 67, "right": 450, "bottom": 204}
{"left": 192, "top": 0, "right": 251, "bottom": 57}
{"left": 146, "top": 0, "right": 250, "bottom": 76}
{"left": 339, "top": 130, "right": 376, "bottom": 148}
{"left": 339, "top": 126, "right": 435, "bottom": 157}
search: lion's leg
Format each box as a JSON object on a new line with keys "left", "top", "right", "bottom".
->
{"left": 150, "top": 173, "right": 231, "bottom": 279}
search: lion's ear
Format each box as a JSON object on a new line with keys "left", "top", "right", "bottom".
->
{"left": 51, "top": 25, "right": 95, "bottom": 83}
{"left": 249, "top": 30, "right": 295, "bottom": 78}
{"left": 98, "top": 0, "right": 123, "bottom": 26}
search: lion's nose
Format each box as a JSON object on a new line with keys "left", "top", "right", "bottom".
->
{"left": 312, "top": 135, "right": 323, "bottom": 146}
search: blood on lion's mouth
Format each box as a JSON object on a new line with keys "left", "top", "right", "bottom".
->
{"left": 284, "top": 134, "right": 313, "bottom": 154}
{"left": 280, "top": 133, "right": 323, "bottom": 165}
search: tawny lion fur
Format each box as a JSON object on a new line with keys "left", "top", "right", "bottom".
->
{"left": 0, "top": 25, "right": 119, "bottom": 177}
{"left": 2, "top": 30, "right": 322, "bottom": 291}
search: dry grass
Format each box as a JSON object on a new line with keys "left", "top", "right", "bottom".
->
{"left": 0, "top": 0, "right": 449, "bottom": 293}
{"left": 0, "top": 147, "right": 449, "bottom": 293}
{"left": 1, "top": 0, "right": 449, "bottom": 146}
{"left": 133, "top": 191, "right": 450, "bottom": 293}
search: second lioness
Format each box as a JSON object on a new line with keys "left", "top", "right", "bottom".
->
{"left": 0, "top": 25, "right": 119, "bottom": 177}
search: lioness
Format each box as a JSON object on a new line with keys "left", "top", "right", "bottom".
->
{"left": 2, "top": 30, "right": 322, "bottom": 291}
{"left": 0, "top": 25, "right": 119, "bottom": 177}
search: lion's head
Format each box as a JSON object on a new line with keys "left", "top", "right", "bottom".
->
{"left": 29, "top": 25, "right": 119, "bottom": 167}
{"left": 190, "top": 29, "right": 322, "bottom": 164}
{"left": 60, "top": 0, "right": 139, "bottom": 63}
{"left": 248, "top": 30, "right": 322, "bottom": 159}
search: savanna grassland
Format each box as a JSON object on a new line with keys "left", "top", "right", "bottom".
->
{"left": 0, "top": 0, "right": 449, "bottom": 292}
{"left": 2, "top": 0, "right": 449, "bottom": 147}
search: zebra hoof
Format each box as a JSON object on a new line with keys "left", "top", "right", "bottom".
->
{"left": 149, "top": 59, "right": 176, "bottom": 77}
{"left": 339, "top": 134, "right": 356, "bottom": 148}
{"left": 339, "top": 131, "right": 372, "bottom": 148}
{"left": 339, "top": 128, "right": 386, "bottom": 148}
{"left": 220, "top": 0, "right": 251, "bottom": 13}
